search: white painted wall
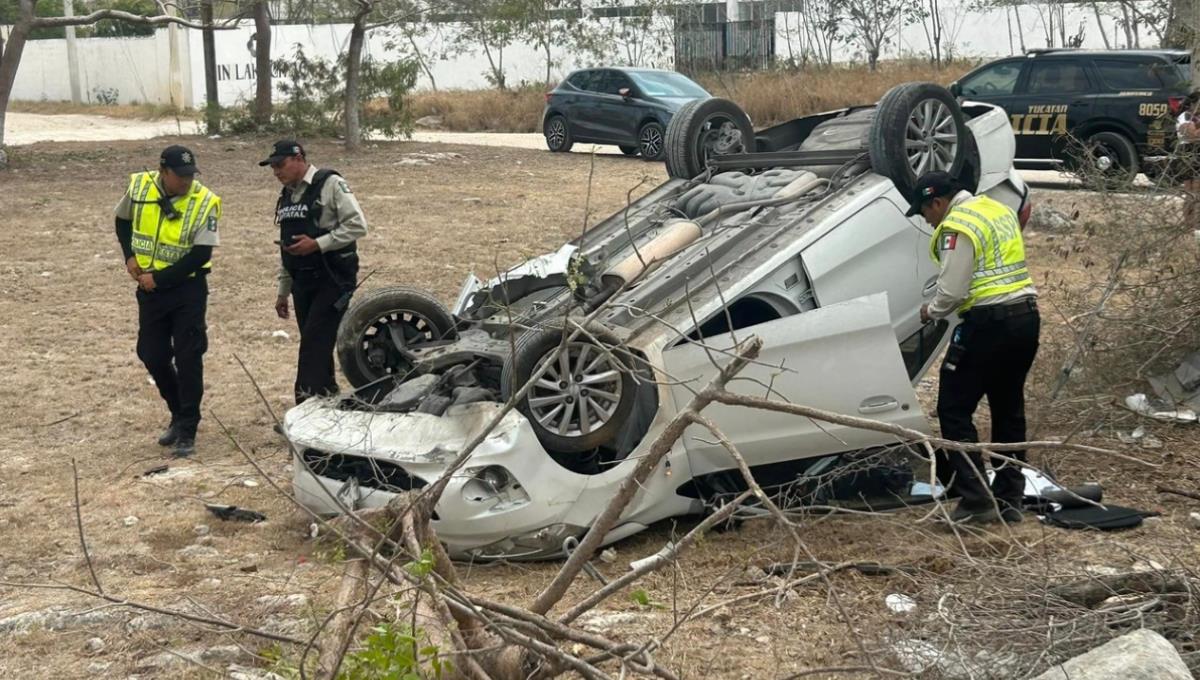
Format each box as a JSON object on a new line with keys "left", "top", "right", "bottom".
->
{"left": 2, "top": 1, "right": 1172, "bottom": 108}
{"left": 7, "top": 28, "right": 192, "bottom": 106}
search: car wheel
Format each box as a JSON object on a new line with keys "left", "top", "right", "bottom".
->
{"left": 869, "top": 82, "right": 968, "bottom": 200}
{"left": 336, "top": 286, "right": 457, "bottom": 387}
{"left": 638, "top": 121, "right": 665, "bottom": 161}
{"left": 544, "top": 115, "right": 573, "bottom": 153}
{"left": 501, "top": 322, "right": 639, "bottom": 454}
{"left": 619, "top": 145, "right": 639, "bottom": 156}
{"left": 1080, "top": 131, "right": 1138, "bottom": 187}
{"left": 665, "top": 98, "right": 755, "bottom": 179}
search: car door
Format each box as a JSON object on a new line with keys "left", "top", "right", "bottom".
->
{"left": 566, "top": 70, "right": 604, "bottom": 141}
{"left": 800, "top": 196, "right": 935, "bottom": 351}
{"left": 956, "top": 58, "right": 1025, "bottom": 125}
{"left": 661, "top": 293, "right": 930, "bottom": 475}
{"left": 591, "top": 70, "right": 642, "bottom": 145}
{"left": 1007, "top": 58, "right": 1096, "bottom": 163}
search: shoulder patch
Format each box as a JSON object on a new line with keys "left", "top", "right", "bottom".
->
{"left": 206, "top": 214, "right": 218, "bottom": 232}
{"left": 337, "top": 179, "right": 352, "bottom": 194}
{"left": 940, "top": 232, "right": 957, "bottom": 251}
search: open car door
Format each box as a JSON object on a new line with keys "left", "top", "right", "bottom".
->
{"left": 661, "top": 293, "right": 929, "bottom": 476}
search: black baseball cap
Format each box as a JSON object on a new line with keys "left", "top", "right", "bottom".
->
{"left": 258, "top": 140, "right": 305, "bottom": 166}
{"left": 160, "top": 144, "right": 199, "bottom": 175}
{"left": 905, "top": 171, "right": 960, "bottom": 217}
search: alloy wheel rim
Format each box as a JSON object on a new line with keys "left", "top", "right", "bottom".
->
{"left": 640, "top": 126, "right": 663, "bottom": 158}
{"left": 527, "top": 342, "right": 624, "bottom": 438}
{"left": 547, "top": 120, "right": 566, "bottom": 149}
{"left": 361, "top": 311, "right": 437, "bottom": 374}
{"left": 905, "top": 98, "right": 959, "bottom": 176}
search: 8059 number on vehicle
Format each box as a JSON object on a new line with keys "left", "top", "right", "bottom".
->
{"left": 1139, "top": 102, "right": 1169, "bottom": 118}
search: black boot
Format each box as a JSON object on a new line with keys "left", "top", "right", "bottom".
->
{"left": 949, "top": 502, "right": 1001, "bottom": 525}
{"left": 172, "top": 438, "right": 196, "bottom": 458}
{"left": 999, "top": 500, "right": 1024, "bottom": 524}
{"left": 157, "top": 421, "right": 180, "bottom": 447}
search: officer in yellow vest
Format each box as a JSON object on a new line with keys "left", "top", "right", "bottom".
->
{"left": 114, "top": 145, "right": 222, "bottom": 457}
{"left": 907, "top": 171, "right": 1039, "bottom": 525}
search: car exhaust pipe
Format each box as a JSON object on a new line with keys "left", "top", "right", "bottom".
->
{"left": 583, "top": 219, "right": 702, "bottom": 312}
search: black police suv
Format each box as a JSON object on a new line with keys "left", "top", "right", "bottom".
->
{"left": 542, "top": 68, "right": 711, "bottom": 160}
{"left": 950, "top": 49, "right": 1191, "bottom": 178}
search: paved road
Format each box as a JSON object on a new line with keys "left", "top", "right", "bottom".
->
{"left": 4, "top": 112, "right": 1118, "bottom": 190}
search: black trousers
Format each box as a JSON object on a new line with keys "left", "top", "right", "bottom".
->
{"left": 290, "top": 270, "right": 348, "bottom": 404}
{"left": 136, "top": 276, "right": 208, "bottom": 438}
{"left": 935, "top": 306, "right": 1040, "bottom": 510}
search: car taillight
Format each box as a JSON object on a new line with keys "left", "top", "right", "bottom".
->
{"left": 1018, "top": 199, "right": 1033, "bottom": 230}
{"left": 1169, "top": 96, "right": 1184, "bottom": 115}
{"left": 544, "top": 92, "right": 552, "bottom": 103}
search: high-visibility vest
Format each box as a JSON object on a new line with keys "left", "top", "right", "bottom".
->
{"left": 127, "top": 171, "right": 221, "bottom": 272}
{"left": 930, "top": 194, "right": 1033, "bottom": 313}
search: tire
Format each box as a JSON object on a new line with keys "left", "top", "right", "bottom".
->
{"left": 665, "top": 98, "right": 755, "bottom": 179}
{"left": 500, "top": 322, "right": 639, "bottom": 454}
{"left": 1079, "top": 131, "right": 1138, "bottom": 187}
{"left": 544, "top": 115, "right": 573, "bottom": 153}
{"left": 869, "top": 82, "right": 968, "bottom": 201}
{"left": 336, "top": 286, "right": 457, "bottom": 388}
{"left": 637, "top": 121, "right": 666, "bottom": 161}
{"left": 619, "top": 145, "right": 639, "bottom": 156}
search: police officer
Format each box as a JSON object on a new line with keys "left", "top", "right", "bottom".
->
{"left": 260, "top": 140, "right": 367, "bottom": 404}
{"left": 907, "top": 171, "right": 1039, "bottom": 525}
{"left": 115, "top": 145, "right": 222, "bottom": 457}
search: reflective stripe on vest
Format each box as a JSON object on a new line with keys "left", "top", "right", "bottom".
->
{"left": 929, "top": 194, "right": 1032, "bottom": 313}
{"left": 128, "top": 172, "right": 222, "bottom": 272}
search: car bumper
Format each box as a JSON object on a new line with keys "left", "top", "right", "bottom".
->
{"left": 285, "top": 399, "right": 686, "bottom": 560}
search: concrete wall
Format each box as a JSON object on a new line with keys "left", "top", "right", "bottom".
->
{"left": 7, "top": 28, "right": 192, "bottom": 106}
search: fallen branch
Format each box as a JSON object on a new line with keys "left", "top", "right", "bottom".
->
{"left": 1050, "top": 571, "right": 1188, "bottom": 608}
{"left": 1156, "top": 485, "right": 1200, "bottom": 503}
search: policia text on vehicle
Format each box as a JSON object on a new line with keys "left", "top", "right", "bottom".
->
{"left": 910, "top": 171, "right": 1039, "bottom": 526}
{"left": 114, "top": 145, "right": 222, "bottom": 458}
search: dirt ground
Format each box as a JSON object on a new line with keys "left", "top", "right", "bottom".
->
{"left": 1, "top": 138, "right": 1198, "bottom": 680}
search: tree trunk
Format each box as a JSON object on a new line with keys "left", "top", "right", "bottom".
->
{"left": 201, "top": 0, "right": 220, "bottom": 133}
{"left": 344, "top": 7, "right": 370, "bottom": 150}
{"left": 1014, "top": 4, "right": 1027, "bottom": 53}
{"left": 0, "top": 16, "right": 32, "bottom": 164}
{"left": 405, "top": 29, "right": 437, "bottom": 92}
{"left": 253, "top": 1, "right": 272, "bottom": 126}
{"left": 1091, "top": 3, "right": 1111, "bottom": 49}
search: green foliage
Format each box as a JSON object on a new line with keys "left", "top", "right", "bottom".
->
{"left": 0, "top": 0, "right": 157, "bottom": 39}
{"left": 405, "top": 548, "right": 436, "bottom": 580}
{"left": 339, "top": 624, "right": 453, "bottom": 680}
{"left": 217, "top": 46, "right": 419, "bottom": 141}
{"left": 630, "top": 588, "right": 665, "bottom": 609}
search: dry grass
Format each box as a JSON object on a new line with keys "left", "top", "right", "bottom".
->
{"left": 405, "top": 61, "right": 976, "bottom": 134}
{"left": 7, "top": 100, "right": 198, "bottom": 120}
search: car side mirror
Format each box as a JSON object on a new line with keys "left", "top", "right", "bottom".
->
{"left": 948, "top": 81, "right": 962, "bottom": 98}
{"left": 618, "top": 87, "right": 632, "bottom": 100}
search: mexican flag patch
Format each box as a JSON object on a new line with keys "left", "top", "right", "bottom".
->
{"left": 939, "top": 232, "right": 957, "bottom": 251}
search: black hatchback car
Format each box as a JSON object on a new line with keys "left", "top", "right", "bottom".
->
{"left": 542, "top": 68, "right": 711, "bottom": 160}
{"left": 950, "top": 48, "right": 1190, "bottom": 178}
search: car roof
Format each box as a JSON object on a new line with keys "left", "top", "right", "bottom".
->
{"left": 1024, "top": 48, "right": 1189, "bottom": 60}
{"left": 567, "top": 67, "right": 682, "bottom": 75}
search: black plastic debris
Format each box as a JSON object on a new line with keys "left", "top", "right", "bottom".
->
{"left": 205, "top": 503, "right": 268, "bottom": 523}
{"left": 141, "top": 464, "right": 169, "bottom": 477}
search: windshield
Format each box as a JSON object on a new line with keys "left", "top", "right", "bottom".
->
{"left": 628, "top": 71, "right": 709, "bottom": 98}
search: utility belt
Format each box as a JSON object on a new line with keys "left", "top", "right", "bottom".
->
{"left": 960, "top": 296, "right": 1037, "bottom": 324}
{"left": 284, "top": 249, "right": 359, "bottom": 288}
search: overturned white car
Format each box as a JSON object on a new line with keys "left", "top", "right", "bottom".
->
{"left": 286, "top": 83, "right": 1032, "bottom": 559}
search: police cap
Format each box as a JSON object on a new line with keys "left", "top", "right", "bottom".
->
{"left": 905, "top": 171, "right": 961, "bottom": 217}
{"left": 160, "top": 144, "right": 199, "bottom": 176}
{"left": 258, "top": 140, "right": 305, "bottom": 166}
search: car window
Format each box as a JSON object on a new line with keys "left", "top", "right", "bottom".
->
{"left": 959, "top": 61, "right": 1022, "bottom": 96}
{"left": 567, "top": 70, "right": 599, "bottom": 92}
{"left": 627, "top": 71, "right": 709, "bottom": 98}
{"left": 601, "top": 70, "right": 635, "bottom": 96}
{"left": 1026, "top": 60, "right": 1091, "bottom": 95}
{"left": 1094, "top": 58, "right": 1175, "bottom": 90}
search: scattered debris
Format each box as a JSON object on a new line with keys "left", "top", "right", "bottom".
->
{"left": 1117, "top": 426, "right": 1163, "bottom": 449}
{"left": 271, "top": 330, "right": 290, "bottom": 340}
{"left": 83, "top": 637, "right": 105, "bottom": 655}
{"left": 176, "top": 544, "right": 220, "bottom": 561}
{"left": 1149, "top": 350, "right": 1200, "bottom": 412}
{"left": 243, "top": 479, "right": 259, "bottom": 488}
{"left": 122, "top": 516, "right": 139, "bottom": 527}
{"left": 414, "top": 115, "right": 443, "bottom": 129}
{"left": 885, "top": 593, "right": 917, "bottom": 614}
{"left": 1123, "top": 393, "right": 1197, "bottom": 423}
{"left": 1189, "top": 512, "right": 1200, "bottom": 530}
{"left": 599, "top": 548, "right": 617, "bottom": 564}
{"left": 193, "top": 524, "right": 210, "bottom": 536}
{"left": 255, "top": 594, "right": 308, "bottom": 610}
{"left": 1030, "top": 628, "right": 1191, "bottom": 680}
{"left": 309, "top": 522, "right": 320, "bottom": 539}
{"left": 141, "top": 464, "right": 169, "bottom": 477}
{"left": 1026, "top": 204, "right": 1077, "bottom": 233}
{"left": 1051, "top": 570, "right": 1185, "bottom": 607}
{"left": 205, "top": 503, "right": 267, "bottom": 523}
{"left": 577, "top": 611, "right": 646, "bottom": 633}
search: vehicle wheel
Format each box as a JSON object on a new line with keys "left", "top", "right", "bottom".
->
{"left": 336, "top": 286, "right": 457, "bottom": 387}
{"left": 619, "top": 145, "right": 639, "bottom": 156}
{"left": 500, "top": 322, "right": 639, "bottom": 454}
{"left": 1079, "top": 131, "right": 1138, "bottom": 187}
{"left": 638, "top": 121, "right": 665, "bottom": 161}
{"left": 544, "top": 115, "right": 573, "bottom": 153}
{"left": 665, "top": 98, "right": 755, "bottom": 179}
{"left": 869, "top": 82, "right": 968, "bottom": 200}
